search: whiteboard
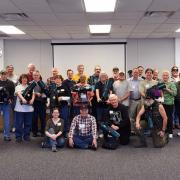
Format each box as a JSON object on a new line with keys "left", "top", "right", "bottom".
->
{"left": 53, "top": 43, "right": 126, "bottom": 78}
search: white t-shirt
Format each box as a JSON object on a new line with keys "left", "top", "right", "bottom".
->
{"left": 14, "top": 84, "right": 34, "bottom": 112}
{"left": 113, "top": 80, "right": 132, "bottom": 106}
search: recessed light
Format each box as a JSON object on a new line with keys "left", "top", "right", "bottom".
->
{"left": 89, "top": 25, "right": 111, "bottom": 34}
{"left": 0, "top": 25, "right": 25, "bottom": 34}
{"left": 84, "top": 0, "right": 117, "bottom": 12}
{"left": 175, "top": 28, "right": 180, "bottom": 32}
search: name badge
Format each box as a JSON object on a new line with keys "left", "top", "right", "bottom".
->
{"left": 79, "top": 124, "right": 85, "bottom": 129}
{"left": 61, "top": 89, "right": 65, "bottom": 92}
{"left": 57, "top": 123, "right": 61, "bottom": 126}
{"left": 145, "top": 84, "right": 150, "bottom": 89}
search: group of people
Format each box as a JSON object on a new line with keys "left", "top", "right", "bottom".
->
{"left": 0, "top": 63, "right": 180, "bottom": 152}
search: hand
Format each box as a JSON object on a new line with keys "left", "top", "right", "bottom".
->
{"left": 22, "top": 99, "right": 27, "bottom": 104}
{"left": 111, "top": 124, "right": 119, "bottom": 131}
{"left": 46, "top": 102, "right": 50, "bottom": 107}
{"left": 135, "top": 122, "right": 141, "bottom": 130}
{"left": 29, "top": 99, "right": 34, "bottom": 105}
{"left": 69, "top": 138, "right": 74, "bottom": 148}
{"left": 158, "top": 131, "right": 165, "bottom": 138}
{"left": 51, "top": 134, "right": 57, "bottom": 141}
{"left": 97, "top": 98, "right": 102, "bottom": 102}
{"left": 58, "top": 97, "right": 62, "bottom": 101}
{"left": 8, "top": 99, "right": 12, "bottom": 104}
{"left": 92, "top": 138, "right": 97, "bottom": 148}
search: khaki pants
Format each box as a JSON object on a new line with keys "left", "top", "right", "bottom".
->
{"left": 136, "top": 120, "right": 168, "bottom": 148}
{"left": 129, "top": 100, "right": 141, "bottom": 131}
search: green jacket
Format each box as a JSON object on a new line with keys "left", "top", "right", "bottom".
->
{"left": 163, "top": 81, "right": 177, "bottom": 105}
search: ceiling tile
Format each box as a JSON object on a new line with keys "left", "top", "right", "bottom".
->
{"left": 116, "top": 0, "right": 152, "bottom": 12}
{"left": 11, "top": 0, "right": 52, "bottom": 13}
{"left": 0, "top": 0, "right": 21, "bottom": 13}
{"left": 148, "top": 0, "right": 180, "bottom": 11}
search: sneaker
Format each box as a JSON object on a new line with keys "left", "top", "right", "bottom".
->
{"left": 52, "top": 146, "right": 57, "bottom": 152}
{"left": 169, "top": 134, "right": 173, "bottom": 139}
{"left": 177, "top": 132, "right": 180, "bottom": 136}
{"left": 4, "top": 137, "right": 11, "bottom": 141}
{"left": 12, "top": 128, "right": 16, "bottom": 133}
{"left": 98, "top": 133, "right": 104, "bottom": 138}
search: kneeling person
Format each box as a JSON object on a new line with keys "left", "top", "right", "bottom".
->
{"left": 102, "top": 94, "right": 131, "bottom": 149}
{"left": 42, "top": 108, "right": 65, "bottom": 152}
{"left": 68, "top": 105, "right": 97, "bottom": 150}
{"left": 135, "top": 89, "right": 168, "bottom": 148}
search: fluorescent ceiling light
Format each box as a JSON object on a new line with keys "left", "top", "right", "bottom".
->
{"left": 0, "top": 25, "right": 25, "bottom": 34}
{"left": 84, "top": 0, "right": 116, "bottom": 12}
{"left": 89, "top": 24, "right": 111, "bottom": 33}
{"left": 175, "top": 28, "right": 180, "bottom": 32}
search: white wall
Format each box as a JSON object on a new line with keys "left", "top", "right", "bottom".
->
{"left": 175, "top": 38, "right": 180, "bottom": 68}
{"left": 0, "top": 39, "right": 4, "bottom": 70}
{"left": 126, "top": 39, "right": 175, "bottom": 74}
{"left": 3, "top": 38, "right": 175, "bottom": 81}
{"left": 4, "top": 40, "right": 53, "bottom": 81}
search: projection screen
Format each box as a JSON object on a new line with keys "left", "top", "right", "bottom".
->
{"left": 52, "top": 43, "right": 126, "bottom": 78}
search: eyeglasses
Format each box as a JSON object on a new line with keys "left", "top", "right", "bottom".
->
{"left": 172, "top": 69, "right": 178, "bottom": 71}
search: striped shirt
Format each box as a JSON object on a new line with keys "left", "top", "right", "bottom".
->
{"left": 69, "top": 114, "right": 97, "bottom": 138}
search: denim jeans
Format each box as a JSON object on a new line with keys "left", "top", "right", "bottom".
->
{"left": 73, "top": 135, "right": 93, "bottom": 149}
{"left": 0, "top": 103, "right": 11, "bottom": 137}
{"left": 15, "top": 111, "right": 33, "bottom": 140}
{"left": 43, "top": 128, "right": 65, "bottom": 148}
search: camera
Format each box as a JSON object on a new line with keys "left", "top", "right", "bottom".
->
{"left": 146, "top": 82, "right": 166, "bottom": 99}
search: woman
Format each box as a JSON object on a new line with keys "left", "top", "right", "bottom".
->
{"left": 42, "top": 108, "right": 65, "bottom": 152}
{"left": 161, "top": 71, "right": 177, "bottom": 138}
{"left": 14, "top": 74, "right": 35, "bottom": 142}
{"left": 48, "top": 75, "right": 70, "bottom": 136}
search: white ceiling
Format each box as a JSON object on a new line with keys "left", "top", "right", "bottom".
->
{"left": 0, "top": 0, "right": 180, "bottom": 39}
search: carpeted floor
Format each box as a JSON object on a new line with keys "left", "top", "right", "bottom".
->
{"left": 0, "top": 134, "right": 180, "bottom": 180}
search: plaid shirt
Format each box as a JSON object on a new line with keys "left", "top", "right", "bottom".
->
{"left": 69, "top": 114, "right": 97, "bottom": 138}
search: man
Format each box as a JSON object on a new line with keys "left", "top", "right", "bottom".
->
{"left": 171, "top": 66, "right": 179, "bottom": 82}
{"left": 6, "top": 65, "right": 18, "bottom": 85}
{"left": 62, "top": 69, "right": 76, "bottom": 123}
{"left": 128, "top": 68, "right": 143, "bottom": 132}
{"left": 47, "top": 67, "right": 60, "bottom": 85}
{"left": 153, "top": 69, "right": 161, "bottom": 82}
{"left": 6, "top": 65, "right": 18, "bottom": 132}
{"left": 88, "top": 65, "right": 101, "bottom": 118}
{"left": 27, "top": 63, "right": 36, "bottom": 82}
{"left": 0, "top": 70, "right": 15, "bottom": 141}
{"left": 113, "top": 71, "right": 132, "bottom": 108}
{"left": 137, "top": 66, "right": 145, "bottom": 80}
{"left": 95, "top": 72, "right": 112, "bottom": 132}
{"left": 139, "top": 68, "right": 157, "bottom": 98}
{"left": 68, "top": 105, "right": 97, "bottom": 150}
{"left": 32, "top": 70, "right": 47, "bottom": 137}
{"left": 102, "top": 94, "right": 131, "bottom": 149}
{"left": 170, "top": 66, "right": 180, "bottom": 129}
{"left": 88, "top": 65, "right": 101, "bottom": 91}
{"left": 72, "top": 64, "right": 88, "bottom": 83}
{"left": 135, "top": 88, "right": 168, "bottom": 148}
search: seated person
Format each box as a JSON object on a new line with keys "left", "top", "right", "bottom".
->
{"left": 102, "top": 94, "right": 131, "bottom": 149}
{"left": 41, "top": 108, "right": 65, "bottom": 152}
{"left": 68, "top": 105, "right": 97, "bottom": 150}
{"left": 135, "top": 88, "right": 168, "bottom": 148}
